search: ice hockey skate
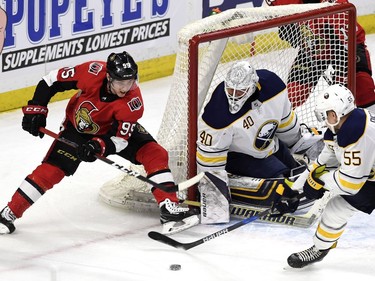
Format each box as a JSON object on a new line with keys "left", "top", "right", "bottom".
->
{"left": 0, "top": 206, "right": 16, "bottom": 234}
{"left": 287, "top": 242, "right": 337, "bottom": 268}
{"left": 159, "top": 199, "right": 199, "bottom": 235}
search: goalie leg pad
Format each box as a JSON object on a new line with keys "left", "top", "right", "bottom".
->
{"left": 199, "top": 171, "right": 231, "bottom": 224}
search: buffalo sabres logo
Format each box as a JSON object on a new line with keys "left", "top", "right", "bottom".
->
{"left": 254, "top": 120, "right": 278, "bottom": 150}
{"left": 75, "top": 101, "right": 100, "bottom": 134}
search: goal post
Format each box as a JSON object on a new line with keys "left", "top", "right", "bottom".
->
{"left": 159, "top": 2, "right": 356, "bottom": 183}
{"left": 99, "top": 2, "right": 356, "bottom": 210}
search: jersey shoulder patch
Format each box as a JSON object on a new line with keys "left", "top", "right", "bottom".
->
{"left": 337, "top": 108, "right": 366, "bottom": 147}
{"left": 256, "top": 69, "right": 287, "bottom": 103}
{"left": 323, "top": 128, "right": 335, "bottom": 141}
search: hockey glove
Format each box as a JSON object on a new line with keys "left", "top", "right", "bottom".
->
{"left": 22, "top": 100, "right": 48, "bottom": 138}
{"left": 77, "top": 138, "right": 106, "bottom": 162}
{"left": 271, "top": 180, "right": 300, "bottom": 216}
{"left": 303, "top": 165, "right": 328, "bottom": 199}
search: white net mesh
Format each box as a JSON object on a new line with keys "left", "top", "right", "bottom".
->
{"left": 99, "top": 3, "right": 355, "bottom": 210}
{"left": 157, "top": 2, "right": 353, "bottom": 183}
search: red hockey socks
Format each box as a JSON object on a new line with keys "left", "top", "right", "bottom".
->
{"left": 8, "top": 163, "right": 65, "bottom": 218}
{"left": 135, "top": 142, "right": 179, "bottom": 204}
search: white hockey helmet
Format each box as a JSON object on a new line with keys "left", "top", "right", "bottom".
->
{"left": 224, "top": 61, "right": 259, "bottom": 114}
{"left": 314, "top": 84, "right": 356, "bottom": 133}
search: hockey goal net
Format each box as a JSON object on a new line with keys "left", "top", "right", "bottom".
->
{"left": 99, "top": 2, "right": 356, "bottom": 211}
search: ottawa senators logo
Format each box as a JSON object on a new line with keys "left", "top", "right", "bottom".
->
{"left": 75, "top": 101, "right": 100, "bottom": 134}
{"left": 136, "top": 123, "right": 148, "bottom": 134}
{"left": 254, "top": 120, "right": 278, "bottom": 150}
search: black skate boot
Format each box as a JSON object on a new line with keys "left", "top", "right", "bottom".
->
{"left": 0, "top": 206, "right": 16, "bottom": 234}
{"left": 159, "top": 199, "right": 199, "bottom": 235}
{"left": 287, "top": 242, "right": 337, "bottom": 268}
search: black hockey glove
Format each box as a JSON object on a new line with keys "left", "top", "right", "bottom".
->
{"left": 77, "top": 138, "right": 105, "bottom": 162}
{"left": 22, "top": 100, "right": 48, "bottom": 138}
{"left": 303, "top": 165, "right": 328, "bottom": 199}
{"left": 271, "top": 180, "right": 300, "bottom": 216}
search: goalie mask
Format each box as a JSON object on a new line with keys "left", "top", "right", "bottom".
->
{"left": 224, "top": 61, "right": 259, "bottom": 114}
{"left": 314, "top": 84, "right": 355, "bottom": 133}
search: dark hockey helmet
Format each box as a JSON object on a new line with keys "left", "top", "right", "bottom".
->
{"left": 107, "top": 51, "right": 138, "bottom": 80}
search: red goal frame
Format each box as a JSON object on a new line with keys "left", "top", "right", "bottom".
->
{"left": 186, "top": 3, "right": 356, "bottom": 197}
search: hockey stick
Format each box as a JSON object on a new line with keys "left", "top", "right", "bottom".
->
{"left": 40, "top": 127, "right": 204, "bottom": 193}
{"left": 148, "top": 208, "right": 271, "bottom": 250}
{"left": 149, "top": 193, "right": 306, "bottom": 250}
{"left": 182, "top": 199, "right": 318, "bottom": 228}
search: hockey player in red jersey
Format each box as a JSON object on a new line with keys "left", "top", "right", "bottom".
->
{"left": 266, "top": 0, "right": 375, "bottom": 111}
{"left": 0, "top": 51, "right": 197, "bottom": 235}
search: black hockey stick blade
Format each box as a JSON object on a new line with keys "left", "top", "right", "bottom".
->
{"left": 148, "top": 231, "right": 197, "bottom": 250}
{"left": 148, "top": 208, "right": 271, "bottom": 250}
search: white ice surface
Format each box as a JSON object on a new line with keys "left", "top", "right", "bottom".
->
{"left": 1, "top": 35, "right": 375, "bottom": 281}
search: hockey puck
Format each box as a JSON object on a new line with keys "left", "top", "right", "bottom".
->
{"left": 169, "top": 264, "right": 181, "bottom": 271}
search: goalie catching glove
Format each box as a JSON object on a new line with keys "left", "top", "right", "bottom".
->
{"left": 22, "top": 100, "right": 48, "bottom": 138}
{"left": 303, "top": 165, "right": 328, "bottom": 199}
{"left": 271, "top": 179, "right": 300, "bottom": 216}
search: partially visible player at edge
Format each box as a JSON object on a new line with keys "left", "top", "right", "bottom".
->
{"left": 0, "top": 7, "right": 6, "bottom": 54}
{"left": 196, "top": 61, "right": 303, "bottom": 224}
{"left": 286, "top": 84, "right": 375, "bottom": 268}
{"left": 0, "top": 51, "right": 197, "bottom": 235}
{"left": 266, "top": 0, "right": 375, "bottom": 111}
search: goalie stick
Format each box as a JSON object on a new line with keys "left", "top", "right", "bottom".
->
{"left": 40, "top": 127, "right": 204, "bottom": 193}
{"left": 182, "top": 199, "right": 320, "bottom": 228}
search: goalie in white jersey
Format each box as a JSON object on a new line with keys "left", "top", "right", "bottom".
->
{"left": 287, "top": 84, "right": 375, "bottom": 268}
{"left": 196, "top": 61, "right": 302, "bottom": 224}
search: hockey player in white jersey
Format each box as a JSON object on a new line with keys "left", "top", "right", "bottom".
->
{"left": 196, "top": 61, "right": 303, "bottom": 224}
{"left": 287, "top": 84, "right": 375, "bottom": 268}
